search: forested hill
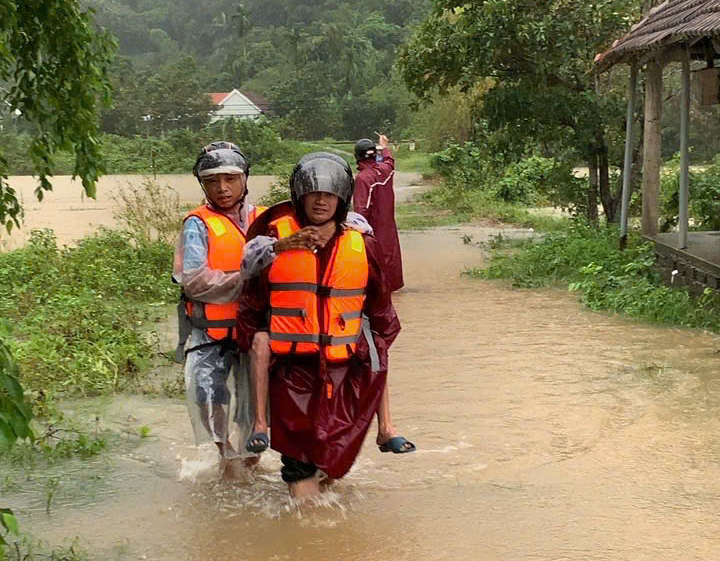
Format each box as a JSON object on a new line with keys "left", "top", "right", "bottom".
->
{"left": 86, "top": 0, "right": 431, "bottom": 140}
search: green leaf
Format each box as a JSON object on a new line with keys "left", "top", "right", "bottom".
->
{"left": 0, "top": 418, "right": 15, "bottom": 447}
{"left": 0, "top": 511, "right": 18, "bottom": 536}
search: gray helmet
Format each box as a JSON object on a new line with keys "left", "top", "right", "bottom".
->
{"left": 296, "top": 151, "right": 349, "bottom": 169}
{"left": 192, "top": 141, "right": 250, "bottom": 182}
{"left": 354, "top": 138, "right": 376, "bottom": 161}
{"left": 289, "top": 152, "right": 354, "bottom": 208}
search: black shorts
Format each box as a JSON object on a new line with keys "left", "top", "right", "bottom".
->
{"left": 281, "top": 455, "right": 317, "bottom": 483}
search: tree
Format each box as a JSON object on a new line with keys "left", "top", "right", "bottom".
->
{"left": 398, "top": 0, "right": 644, "bottom": 222}
{"left": 85, "top": 0, "right": 433, "bottom": 142}
{"left": 0, "top": 339, "right": 31, "bottom": 448}
{"left": 140, "top": 58, "right": 214, "bottom": 136}
{"left": 0, "top": 0, "right": 116, "bottom": 230}
{"left": 0, "top": 338, "right": 32, "bottom": 556}
{"left": 102, "top": 57, "right": 213, "bottom": 137}
{"left": 230, "top": 3, "right": 252, "bottom": 83}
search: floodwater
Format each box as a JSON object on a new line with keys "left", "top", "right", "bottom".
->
{"left": 0, "top": 173, "right": 426, "bottom": 250}
{"left": 4, "top": 208, "right": 720, "bottom": 559}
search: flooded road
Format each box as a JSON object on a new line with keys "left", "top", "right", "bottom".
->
{"left": 5, "top": 224, "right": 720, "bottom": 560}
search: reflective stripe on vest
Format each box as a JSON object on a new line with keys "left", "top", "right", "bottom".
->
{"left": 267, "top": 215, "right": 368, "bottom": 361}
{"left": 182, "top": 204, "right": 266, "bottom": 341}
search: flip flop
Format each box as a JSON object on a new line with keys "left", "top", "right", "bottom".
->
{"left": 378, "top": 436, "right": 416, "bottom": 454}
{"left": 245, "top": 432, "right": 269, "bottom": 453}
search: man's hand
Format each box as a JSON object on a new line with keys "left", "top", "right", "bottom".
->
{"left": 274, "top": 227, "right": 321, "bottom": 253}
{"left": 377, "top": 134, "right": 389, "bottom": 149}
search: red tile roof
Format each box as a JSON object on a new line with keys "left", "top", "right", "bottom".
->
{"left": 209, "top": 92, "right": 230, "bottom": 105}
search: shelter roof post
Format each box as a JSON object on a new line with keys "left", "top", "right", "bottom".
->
{"left": 679, "top": 46, "right": 690, "bottom": 249}
{"left": 642, "top": 58, "right": 663, "bottom": 237}
{"left": 620, "top": 65, "right": 638, "bottom": 250}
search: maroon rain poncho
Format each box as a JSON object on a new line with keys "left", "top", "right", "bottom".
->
{"left": 353, "top": 148, "right": 404, "bottom": 292}
{"left": 236, "top": 225, "right": 400, "bottom": 479}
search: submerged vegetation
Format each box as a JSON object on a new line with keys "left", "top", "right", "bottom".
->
{"left": 405, "top": 147, "right": 720, "bottom": 334}
{"left": 475, "top": 224, "right": 720, "bottom": 332}
{"left": 0, "top": 180, "right": 177, "bottom": 558}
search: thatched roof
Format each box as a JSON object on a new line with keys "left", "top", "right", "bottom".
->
{"left": 595, "top": 0, "right": 720, "bottom": 71}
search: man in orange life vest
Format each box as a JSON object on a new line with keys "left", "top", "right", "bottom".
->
{"left": 237, "top": 152, "right": 403, "bottom": 498}
{"left": 173, "top": 141, "right": 268, "bottom": 470}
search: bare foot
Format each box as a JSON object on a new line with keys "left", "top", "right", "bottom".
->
{"left": 220, "top": 456, "right": 258, "bottom": 480}
{"left": 252, "top": 421, "right": 268, "bottom": 435}
{"left": 289, "top": 476, "right": 321, "bottom": 499}
{"left": 243, "top": 456, "right": 260, "bottom": 468}
{"left": 216, "top": 439, "right": 238, "bottom": 458}
{"left": 319, "top": 477, "right": 336, "bottom": 491}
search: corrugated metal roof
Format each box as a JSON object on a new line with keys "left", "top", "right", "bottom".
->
{"left": 595, "top": 0, "right": 720, "bottom": 71}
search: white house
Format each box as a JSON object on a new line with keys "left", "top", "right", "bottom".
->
{"left": 208, "top": 89, "right": 269, "bottom": 122}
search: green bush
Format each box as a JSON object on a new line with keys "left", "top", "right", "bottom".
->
{"left": 480, "top": 220, "right": 618, "bottom": 287}
{"left": 0, "top": 229, "right": 176, "bottom": 396}
{"left": 495, "top": 155, "right": 581, "bottom": 207}
{"left": 410, "top": 180, "right": 567, "bottom": 233}
{"left": 258, "top": 170, "right": 292, "bottom": 207}
{"left": 480, "top": 221, "right": 720, "bottom": 331}
{"left": 205, "top": 118, "right": 307, "bottom": 172}
{"left": 430, "top": 144, "right": 582, "bottom": 208}
{"left": 2, "top": 119, "right": 313, "bottom": 177}
{"left": 662, "top": 153, "right": 720, "bottom": 231}
{"left": 112, "top": 178, "right": 183, "bottom": 244}
{"left": 0, "top": 339, "right": 33, "bottom": 447}
{"left": 0, "top": 133, "right": 76, "bottom": 175}
{"left": 102, "top": 134, "right": 193, "bottom": 174}
{"left": 430, "top": 142, "right": 497, "bottom": 189}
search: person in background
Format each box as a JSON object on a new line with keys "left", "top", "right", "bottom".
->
{"left": 352, "top": 134, "right": 404, "bottom": 292}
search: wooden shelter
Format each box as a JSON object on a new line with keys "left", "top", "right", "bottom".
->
{"left": 595, "top": 0, "right": 720, "bottom": 292}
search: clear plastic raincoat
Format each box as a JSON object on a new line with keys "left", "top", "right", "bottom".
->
{"left": 173, "top": 202, "right": 261, "bottom": 458}
{"left": 173, "top": 205, "right": 372, "bottom": 458}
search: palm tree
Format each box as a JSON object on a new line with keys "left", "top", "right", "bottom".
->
{"left": 231, "top": 3, "right": 252, "bottom": 82}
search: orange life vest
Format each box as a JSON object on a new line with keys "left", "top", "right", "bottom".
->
{"left": 267, "top": 215, "right": 368, "bottom": 361}
{"left": 183, "top": 204, "right": 266, "bottom": 341}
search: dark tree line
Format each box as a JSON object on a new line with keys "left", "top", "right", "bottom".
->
{"left": 87, "top": 0, "right": 430, "bottom": 140}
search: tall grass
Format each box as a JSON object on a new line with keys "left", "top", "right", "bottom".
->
{"left": 397, "top": 185, "right": 568, "bottom": 232}
{"left": 112, "top": 178, "right": 184, "bottom": 244}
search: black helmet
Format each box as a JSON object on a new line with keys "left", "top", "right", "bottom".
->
{"left": 192, "top": 141, "right": 250, "bottom": 182}
{"left": 354, "top": 138, "right": 376, "bottom": 161}
{"left": 296, "top": 151, "right": 349, "bottom": 169}
{"left": 290, "top": 152, "right": 354, "bottom": 222}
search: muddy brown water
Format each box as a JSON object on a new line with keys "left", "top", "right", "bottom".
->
{"left": 3, "top": 184, "right": 720, "bottom": 559}
{"left": 1, "top": 173, "right": 426, "bottom": 249}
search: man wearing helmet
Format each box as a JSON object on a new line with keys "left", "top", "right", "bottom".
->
{"left": 352, "top": 134, "right": 404, "bottom": 292}
{"left": 173, "top": 141, "right": 268, "bottom": 475}
{"left": 236, "top": 152, "right": 403, "bottom": 499}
